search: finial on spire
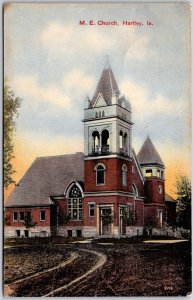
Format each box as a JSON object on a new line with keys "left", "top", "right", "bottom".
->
{"left": 104, "top": 54, "right": 110, "bottom": 70}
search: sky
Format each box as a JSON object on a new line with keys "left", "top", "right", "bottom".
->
{"left": 4, "top": 2, "right": 191, "bottom": 199}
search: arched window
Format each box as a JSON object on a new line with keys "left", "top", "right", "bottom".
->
{"left": 94, "top": 163, "right": 106, "bottom": 185}
{"left": 92, "top": 131, "right": 100, "bottom": 153}
{"left": 99, "top": 111, "right": 101, "bottom": 118}
{"left": 102, "top": 111, "right": 105, "bottom": 117}
{"left": 67, "top": 183, "right": 83, "bottom": 220}
{"left": 119, "top": 131, "right": 123, "bottom": 149}
{"left": 132, "top": 184, "right": 138, "bottom": 199}
{"left": 95, "top": 112, "right": 98, "bottom": 118}
{"left": 101, "top": 129, "right": 109, "bottom": 154}
{"left": 122, "top": 164, "right": 128, "bottom": 186}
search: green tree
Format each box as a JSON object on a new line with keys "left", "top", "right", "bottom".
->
{"left": 144, "top": 213, "right": 158, "bottom": 238}
{"left": 57, "top": 211, "right": 71, "bottom": 226}
{"left": 123, "top": 209, "right": 137, "bottom": 237}
{"left": 176, "top": 176, "right": 191, "bottom": 229}
{"left": 4, "top": 83, "right": 22, "bottom": 188}
{"left": 24, "top": 213, "right": 37, "bottom": 229}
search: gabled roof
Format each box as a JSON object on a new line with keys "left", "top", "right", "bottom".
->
{"left": 5, "top": 152, "right": 84, "bottom": 207}
{"left": 137, "top": 136, "right": 164, "bottom": 166}
{"left": 165, "top": 193, "right": 176, "bottom": 202}
{"left": 91, "top": 60, "right": 120, "bottom": 107}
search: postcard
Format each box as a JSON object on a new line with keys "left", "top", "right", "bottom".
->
{"left": 4, "top": 2, "right": 191, "bottom": 297}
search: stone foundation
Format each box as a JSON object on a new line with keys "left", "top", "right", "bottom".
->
{"left": 4, "top": 226, "right": 52, "bottom": 238}
{"left": 58, "top": 226, "right": 97, "bottom": 238}
{"left": 126, "top": 226, "right": 144, "bottom": 237}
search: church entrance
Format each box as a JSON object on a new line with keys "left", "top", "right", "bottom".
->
{"left": 100, "top": 207, "right": 113, "bottom": 236}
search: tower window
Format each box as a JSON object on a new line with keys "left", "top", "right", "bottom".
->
{"left": 94, "top": 163, "right": 106, "bottom": 185}
{"left": 101, "top": 129, "right": 110, "bottom": 154}
{"left": 92, "top": 131, "right": 100, "bottom": 154}
{"left": 123, "top": 133, "right": 127, "bottom": 151}
{"left": 95, "top": 112, "right": 98, "bottom": 118}
{"left": 157, "top": 170, "right": 160, "bottom": 177}
{"left": 99, "top": 111, "right": 101, "bottom": 118}
{"left": 119, "top": 131, "right": 123, "bottom": 149}
{"left": 145, "top": 169, "right": 152, "bottom": 177}
{"left": 102, "top": 111, "right": 105, "bottom": 117}
{"left": 122, "top": 164, "right": 128, "bottom": 186}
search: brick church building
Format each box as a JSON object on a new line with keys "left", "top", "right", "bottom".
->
{"left": 4, "top": 61, "right": 176, "bottom": 238}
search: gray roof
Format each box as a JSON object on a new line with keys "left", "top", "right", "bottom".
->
{"left": 137, "top": 136, "right": 164, "bottom": 166}
{"left": 5, "top": 152, "right": 84, "bottom": 207}
{"left": 91, "top": 61, "right": 120, "bottom": 106}
{"left": 165, "top": 193, "right": 176, "bottom": 202}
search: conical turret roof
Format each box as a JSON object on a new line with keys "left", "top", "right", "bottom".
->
{"left": 91, "top": 59, "right": 120, "bottom": 106}
{"left": 137, "top": 136, "right": 164, "bottom": 166}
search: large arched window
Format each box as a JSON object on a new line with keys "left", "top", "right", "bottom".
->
{"left": 94, "top": 163, "right": 106, "bottom": 185}
{"left": 67, "top": 183, "right": 83, "bottom": 220}
{"left": 122, "top": 164, "right": 128, "bottom": 186}
{"left": 101, "top": 129, "right": 109, "bottom": 154}
{"left": 92, "top": 131, "right": 100, "bottom": 153}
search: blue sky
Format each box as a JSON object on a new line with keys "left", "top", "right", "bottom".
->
{"left": 4, "top": 3, "right": 191, "bottom": 195}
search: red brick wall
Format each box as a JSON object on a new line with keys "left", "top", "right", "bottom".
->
{"left": 144, "top": 179, "right": 165, "bottom": 204}
{"left": 131, "top": 160, "right": 144, "bottom": 197}
{"left": 83, "top": 195, "right": 144, "bottom": 227}
{"left": 5, "top": 207, "right": 51, "bottom": 227}
{"left": 135, "top": 201, "right": 144, "bottom": 226}
{"left": 84, "top": 157, "right": 132, "bottom": 193}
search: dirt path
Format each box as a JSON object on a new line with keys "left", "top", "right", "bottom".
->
{"left": 7, "top": 248, "right": 106, "bottom": 297}
{"left": 4, "top": 251, "right": 78, "bottom": 297}
{"left": 43, "top": 249, "right": 107, "bottom": 297}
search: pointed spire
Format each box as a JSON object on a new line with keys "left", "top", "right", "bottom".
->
{"left": 137, "top": 136, "right": 164, "bottom": 166}
{"left": 104, "top": 54, "right": 110, "bottom": 70}
{"left": 91, "top": 58, "right": 120, "bottom": 107}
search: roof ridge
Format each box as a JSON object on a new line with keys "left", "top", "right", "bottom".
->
{"left": 36, "top": 152, "right": 84, "bottom": 160}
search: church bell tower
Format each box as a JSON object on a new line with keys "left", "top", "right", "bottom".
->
{"left": 83, "top": 60, "right": 133, "bottom": 194}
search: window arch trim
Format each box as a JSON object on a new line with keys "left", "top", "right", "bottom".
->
{"left": 94, "top": 162, "right": 106, "bottom": 171}
{"left": 64, "top": 180, "right": 84, "bottom": 198}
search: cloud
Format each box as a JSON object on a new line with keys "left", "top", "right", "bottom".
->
{"left": 11, "top": 68, "right": 96, "bottom": 115}
{"left": 120, "top": 79, "right": 188, "bottom": 120}
{"left": 41, "top": 23, "right": 115, "bottom": 56}
{"left": 41, "top": 22, "right": 155, "bottom": 64}
{"left": 12, "top": 75, "right": 72, "bottom": 111}
{"left": 124, "top": 36, "right": 157, "bottom": 61}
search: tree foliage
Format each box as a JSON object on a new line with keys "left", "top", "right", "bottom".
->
{"left": 123, "top": 209, "right": 137, "bottom": 226}
{"left": 176, "top": 176, "right": 191, "bottom": 229}
{"left": 57, "top": 211, "right": 71, "bottom": 226}
{"left": 4, "top": 83, "right": 22, "bottom": 188}
{"left": 102, "top": 209, "right": 114, "bottom": 227}
{"left": 24, "top": 214, "right": 37, "bottom": 229}
{"left": 144, "top": 215, "right": 158, "bottom": 229}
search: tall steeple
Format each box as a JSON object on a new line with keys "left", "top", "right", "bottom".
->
{"left": 91, "top": 58, "right": 120, "bottom": 107}
{"left": 83, "top": 59, "right": 132, "bottom": 158}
